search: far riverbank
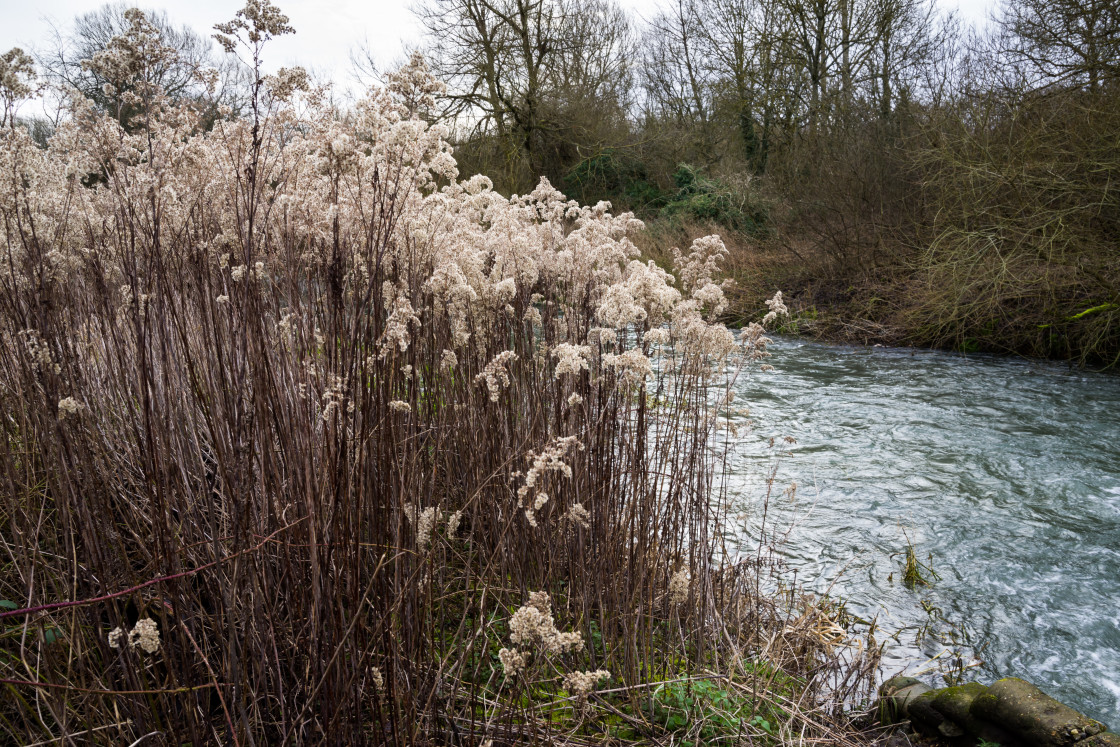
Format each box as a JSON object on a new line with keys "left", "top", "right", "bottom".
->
{"left": 635, "top": 220, "right": 1120, "bottom": 369}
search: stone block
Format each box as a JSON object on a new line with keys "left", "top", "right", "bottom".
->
{"left": 909, "top": 690, "right": 948, "bottom": 736}
{"left": 971, "top": 678, "right": 1107, "bottom": 747}
{"left": 931, "top": 682, "right": 1016, "bottom": 745}
{"left": 879, "top": 676, "right": 934, "bottom": 725}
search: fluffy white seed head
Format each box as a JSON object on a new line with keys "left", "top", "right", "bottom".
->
{"left": 58, "top": 397, "right": 83, "bottom": 419}
{"left": 668, "top": 568, "right": 690, "bottom": 606}
{"left": 128, "top": 617, "right": 160, "bottom": 653}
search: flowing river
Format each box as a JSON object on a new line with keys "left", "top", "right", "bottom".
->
{"left": 724, "top": 337, "right": 1120, "bottom": 724}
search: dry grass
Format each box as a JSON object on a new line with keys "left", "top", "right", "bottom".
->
{"left": 0, "top": 14, "right": 880, "bottom": 746}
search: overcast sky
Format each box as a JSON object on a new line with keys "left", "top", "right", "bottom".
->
{"left": 1, "top": 0, "right": 996, "bottom": 104}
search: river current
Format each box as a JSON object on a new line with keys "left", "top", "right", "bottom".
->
{"left": 723, "top": 337, "right": 1120, "bottom": 724}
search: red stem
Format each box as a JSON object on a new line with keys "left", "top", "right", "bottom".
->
{"left": 1, "top": 520, "right": 304, "bottom": 621}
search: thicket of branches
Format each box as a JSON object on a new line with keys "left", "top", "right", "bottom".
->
{"left": 906, "top": 2, "right": 1120, "bottom": 362}
{"left": 409, "top": 0, "right": 1118, "bottom": 363}
{"left": 0, "top": 3, "right": 877, "bottom": 744}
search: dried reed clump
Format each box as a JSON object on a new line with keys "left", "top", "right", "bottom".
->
{"left": 0, "top": 4, "right": 869, "bottom": 744}
{"left": 668, "top": 568, "right": 691, "bottom": 606}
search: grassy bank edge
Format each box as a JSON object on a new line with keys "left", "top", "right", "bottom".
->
{"left": 635, "top": 219, "right": 1119, "bottom": 370}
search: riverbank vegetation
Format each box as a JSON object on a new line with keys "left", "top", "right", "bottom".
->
{"left": 402, "top": 0, "right": 1120, "bottom": 367}
{"left": 0, "top": 5, "right": 881, "bottom": 744}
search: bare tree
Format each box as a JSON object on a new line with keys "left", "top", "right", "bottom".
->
{"left": 995, "top": 0, "right": 1120, "bottom": 92}
{"left": 698, "top": 0, "right": 764, "bottom": 165}
{"left": 692, "top": 0, "right": 809, "bottom": 171}
{"left": 641, "top": 0, "right": 735, "bottom": 170}
{"left": 38, "top": 2, "right": 248, "bottom": 125}
{"left": 781, "top": 0, "right": 840, "bottom": 133}
{"left": 642, "top": 0, "right": 710, "bottom": 126}
{"left": 863, "top": 0, "right": 949, "bottom": 119}
{"left": 416, "top": 0, "right": 635, "bottom": 188}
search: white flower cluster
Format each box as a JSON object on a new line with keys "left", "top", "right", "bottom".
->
{"left": 21, "top": 329, "right": 59, "bottom": 375}
{"left": 386, "top": 51, "right": 446, "bottom": 116}
{"left": 509, "top": 591, "right": 584, "bottom": 655}
{"left": 379, "top": 290, "right": 421, "bottom": 359}
{"left": 474, "top": 351, "right": 517, "bottom": 402}
{"left": 498, "top": 591, "right": 586, "bottom": 679}
{"left": 673, "top": 234, "right": 729, "bottom": 294}
{"left": 563, "top": 502, "right": 591, "bottom": 529}
{"left": 498, "top": 592, "right": 605, "bottom": 699}
{"left": 562, "top": 669, "right": 611, "bottom": 701}
{"left": 4, "top": 37, "right": 765, "bottom": 389}
{"left": 551, "top": 343, "right": 591, "bottom": 379}
{"left": 447, "top": 509, "right": 463, "bottom": 537}
{"left": 763, "top": 290, "right": 789, "bottom": 326}
{"left": 673, "top": 301, "right": 739, "bottom": 360}
{"left": 603, "top": 348, "right": 653, "bottom": 386}
{"left": 58, "top": 397, "right": 83, "bottom": 420}
{"left": 129, "top": 617, "right": 160, "bottom": 653}
{"left": 276, "top": 312, "right": 299, "bottom": 344}
{"left": 596, "top": 260, "right": 681, "bottom": 331}
{"left": 517, "top": 436, "right": 582, "bottom": 527}
{"left": 644, "top": 327, "right": 671, "bottom": 346}
{"left": 402, "top": 502, "right": 439, "bottom": 550}
{"left": 498, "top": 646, "right": 528, "bottom": 676}
{"left": 264, "top": 66, "right": 310, "bottom": 101}
{"left": 320, "top": 375, "right": 350, "bottom": 421}
{"left": 415, "top": 507, "right": 438, "bottom": 550}
{"left": 0, "top": 48, "right": 38, "bottom": 107}
{"left": 739, "top": 322, "right": 776, "bottom": 361}
{"left": 81, "top": 9, "right": 179, "bottom": 110}
{"left": 108, "top": 617, "right": 160, "bottom": 654}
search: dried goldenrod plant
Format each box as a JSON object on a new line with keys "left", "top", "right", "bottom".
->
{"left": 0, "top": 4, "right": 872, "bottom": 745}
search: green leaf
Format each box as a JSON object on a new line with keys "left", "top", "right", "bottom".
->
{"left": 750, "top": 715, "right": 773, "bottom": 734}
{"left": 0, "top": 600, "right": 19, "bottom": 611}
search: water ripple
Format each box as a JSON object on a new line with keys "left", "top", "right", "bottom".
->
{"left": 726, "top": 337, "right": 1120, "bottom": 723}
